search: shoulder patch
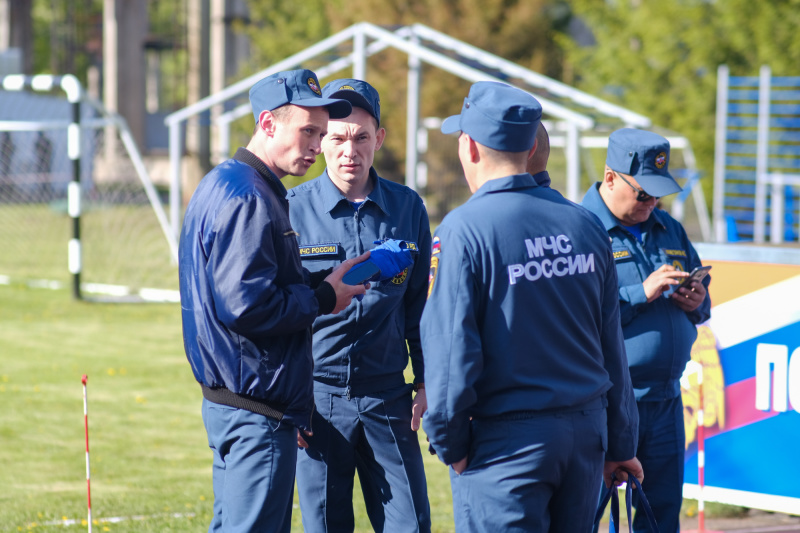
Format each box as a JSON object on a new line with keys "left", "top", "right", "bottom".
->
{"left": 428, "top": 255, "right": 439, "bottom": 297}
{"left": 298, "top": 243, "right": 341, "bottom": 258}
{"left": 432, "top": 236, "right": 441, "bottom": 255}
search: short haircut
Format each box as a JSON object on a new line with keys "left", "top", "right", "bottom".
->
{"left": 252, "top": 104, "right": 295, "bottom": 135}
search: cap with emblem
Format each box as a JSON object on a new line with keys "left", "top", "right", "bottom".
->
{"left": 441, "top": 81, "right": 542, "bottom": 152}
{"left": 248, "top": 69, "right": 352, "bottom": 123}
{"left": 322, "top": 78, "right": 381, "bottom": 126}
{"left": 606, "top": 128, "right": 682, "bottom": 197}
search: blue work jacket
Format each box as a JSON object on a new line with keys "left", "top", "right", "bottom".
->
{"left": 421, "top": 173, "right": 638, "bottom": 465}
{"left": 287, "top": 168, "right": 432, "bottom": 397}
{"left": 179, "top": 148, "right": 318, "bottom": 430}
{"left": 581, "top": 183, "right": 711, "bottom": 401}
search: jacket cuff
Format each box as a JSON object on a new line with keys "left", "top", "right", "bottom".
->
{"left": 308, "top": 267, "right": 333, "bottom": 289}
{"left": 314, "top": 281, "right": 336, "bottom": 315}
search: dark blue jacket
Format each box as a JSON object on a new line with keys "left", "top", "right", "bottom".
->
{"left": 581, "top": 183, "right": 711, "bottom": 401}
{"left": 287, "top": 168, "right": 432, "bottom": 396}
{"left": 421, "top": 173, "right": 638, "bottom": 465}
{"left": 179, "top": 148, "right": 320, "bottom": 430}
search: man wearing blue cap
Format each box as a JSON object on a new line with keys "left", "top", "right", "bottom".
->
{"left": 179, "top": 69, "right": 372, "bottom": 532}
{"left": 421, "top": 81, "right": 641, "bottom": 532}
{"left": 582, "top": 128, "right": 711, "bottom": 532}
{"left": 287, "top": 78, "right": 432, "bottom": 533}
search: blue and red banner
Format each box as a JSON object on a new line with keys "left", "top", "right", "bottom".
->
{"left": 681, "top": 253, "right": 800, "bottom": 513}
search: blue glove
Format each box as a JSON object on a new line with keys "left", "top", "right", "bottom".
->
{"left": 369, "top": 239, "right": 414, "bottom": 281}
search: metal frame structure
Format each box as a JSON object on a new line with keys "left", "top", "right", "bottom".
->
{"left": 166, "top": 22, "right": 710, "bottom": 241}
{"left": 714, "top": 65, "right": 800, "bottom": 244}
{"left": 1, "top": 74, "right": 179, "bottom": 299}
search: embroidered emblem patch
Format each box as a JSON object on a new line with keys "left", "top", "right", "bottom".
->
{"left": 392, "top": 267, "right": 409, "bottom": 285}
{"left": 428, "top": 255, "right": 439, "bottom": 297}
{"left": 663, "top": 248, "right": 687, "bottom": 258}
{"left": 655, "top": 151, "right": 667, "bottom": 169}
{"left": 338, "top": 84, "right": 355, "bottom": 91}
{"left": 308, "top": 77, "right": 321, "bottom": 95}
{"left": 432, "top": 236, "right": 440, "bottom": 255}
{"left": 613, "top": 249, "right": 631, "bottom": 260}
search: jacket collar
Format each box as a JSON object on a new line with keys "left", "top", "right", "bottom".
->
{"left": 233, "top": 147, "right": 288, "bottom": 199}
{"left": 318, "top": 167, "right": 390, "bottom": 215}
{"left": 470, "top": 172, "right": 538, "bottom": 201}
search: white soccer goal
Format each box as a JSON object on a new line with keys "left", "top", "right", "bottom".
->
{"left": 0, "top": 75, "right": 179, "bottom": 302}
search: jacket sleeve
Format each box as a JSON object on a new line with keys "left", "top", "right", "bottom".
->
{"left": 207, "top": 194, "right": 319, "bottom": 338}
{"left": 600, "top": 245, "right": 639, "bottom": 461}
{"left": 404, "top": 199, "right": 433, "bottom": 385}
{"left": 421, "top": 225, "right": 481, "bottom": 465}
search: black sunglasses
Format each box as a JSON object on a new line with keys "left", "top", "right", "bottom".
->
{"left": 615, "top": 172, "right": 659, "bottom": 203}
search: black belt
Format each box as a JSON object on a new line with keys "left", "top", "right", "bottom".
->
{"left": 201, "top": 384, "right": 285, "bottom": 421}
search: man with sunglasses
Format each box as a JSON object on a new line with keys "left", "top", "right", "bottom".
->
{"left": 582, "top": 128, "right": 711, "bottom": 532}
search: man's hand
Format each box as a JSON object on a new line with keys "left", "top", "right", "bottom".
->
{"left": 452, "top": 456, "right": 468, "bottom": 475}
{"left": 411, "top": 386, "right": 427, "bottom": 431}
{"left": 297, "top": 428, "right": 312, "bottom": 449}
{"left": 670, "top": 278, "right": 707, "bottom": 312}
{"left": 324, "top": 252, "right": 371, "bottom": 313}
{"left": 643, "top": 264, "right": 689, "bottom": 302}
{"left": 603, "top": 457, "right": 644, "bottom": 488}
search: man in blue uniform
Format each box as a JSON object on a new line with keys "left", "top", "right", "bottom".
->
{"left": 527, "top": 122, "right": 551, "bottom": 187}
{"left": 421, "top": 81, "right": 642, "bottom": 532}
{"left": 288, "top": 78, "right": 432, "bottom": 533}
{"left": 582, "top": 128, "right": 711, "bottom": 533}
{"left": 179, "top": 69, "right": 369, "bottom": 533}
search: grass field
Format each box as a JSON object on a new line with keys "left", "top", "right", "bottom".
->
{"left": 3, "top": 282, "right": 754, "bottom": 532}
{"left": 0, "top": 283, "right": 456, "bottom": 532}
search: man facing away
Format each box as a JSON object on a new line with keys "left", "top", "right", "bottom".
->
{"left": 421, "top": 81, "right": 642, "bottom": 532}
{"left": 582, "top": 128, "right": 711, "bottom": 533}
{"left": 288, "top": 78, "right": 432, "bottom": 532}
{"left": 179, "top": 69, "right": 368, "bottom": 533}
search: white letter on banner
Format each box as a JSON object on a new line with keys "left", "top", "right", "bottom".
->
{"left": 508, "top": 264, "right": 524, "bottom": 285}
{"left": 755, "top": 343, "right": 788, "bottom": 412}
{"left": 789, "top": 347, "right": 800, "bottom": 414}
{"left": 526, "top": 238, "right": 543, "bottom": 259}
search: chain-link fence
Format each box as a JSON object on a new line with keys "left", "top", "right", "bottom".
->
{"left": 0, "top": 80, "right": 178, "bottom": 301}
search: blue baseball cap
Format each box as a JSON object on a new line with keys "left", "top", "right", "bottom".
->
{"left": 441, "top": 81, "right": 542, "bottom": 152}
{"left": 606, "top": 128, "right": 682, "bottom": 197}
{"left": 322, "top": 78, "right": 381, "bottom": 126}
{"left": 248, "top": 69, "right": 352, "bottom": 123}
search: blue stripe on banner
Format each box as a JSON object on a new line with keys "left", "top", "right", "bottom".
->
{"left": 685, "top": 413, "right": 800, "bottom": 497}
{"left": 718, "top": 321, "right": 800, "bottom": 385}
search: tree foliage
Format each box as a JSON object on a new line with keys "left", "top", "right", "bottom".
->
{"left": 560, "top": 0, "right": 800, "bottom": 196}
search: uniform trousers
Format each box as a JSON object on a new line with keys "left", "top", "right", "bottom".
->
{"left": 450, "top": 405, "right": 607, "bottom": 533}
{"left": 296, "top": 384, "right": 431, "bottom": 533}
{"left": 202, "top": 398, "right": 297, "bottom": 533}
{"left": 593, "top": 395, "right": 684, "bottom": 533}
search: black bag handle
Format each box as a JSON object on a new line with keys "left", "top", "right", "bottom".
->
{"left": 593, "top": 472, "right": 659, "bottom": 532}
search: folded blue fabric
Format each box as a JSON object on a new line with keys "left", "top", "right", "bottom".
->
{"left": 342, "top": 239, "right": 414, "bottom": 287}
{"left": 369, "top": 239, "right": 414, "bottom": 281}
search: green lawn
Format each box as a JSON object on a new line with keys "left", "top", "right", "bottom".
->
{"left": 1, "top": 282, "right": 743, "bottom": 532}
{"left": 0, "top": 283, "right": 454, "bottom": 532}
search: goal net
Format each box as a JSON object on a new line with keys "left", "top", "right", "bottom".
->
{"left": 0, "top": 76, "right": 178, "bottom": 302}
